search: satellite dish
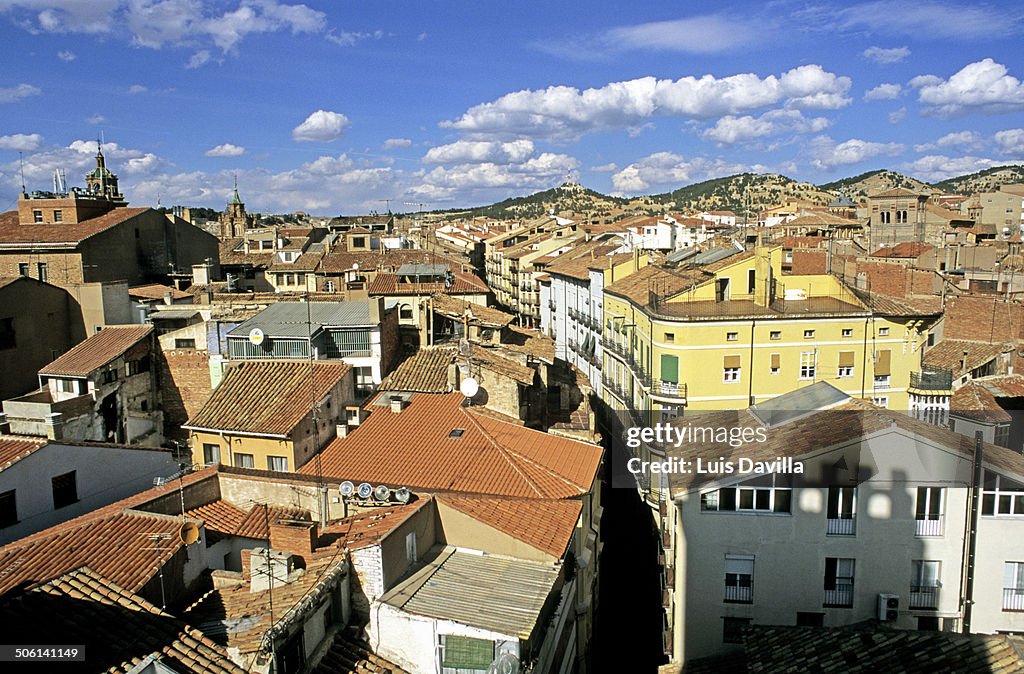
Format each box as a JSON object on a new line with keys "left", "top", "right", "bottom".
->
{"left": 356, "top": 482, "right": 373, "bottom": 499}
{"left": 248, "top": 328, "right": 265, "bottom": 346}
{"left": 394, "top": 487, "right": 411, "bottom": 504}
{"left": 339, "top": 481, "right": 355, "bottom": 497}
{"left": 179, "top": 522, "right": 200, "bottom": 546}
{"left": 460, "top": 377, "right": 479, "bottom": 399}
{"left": 373, "top": 485, "right": 391, "bottom": 502}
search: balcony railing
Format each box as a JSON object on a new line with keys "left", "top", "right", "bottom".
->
{"left": 724, "top": 583, "right": 753, "bottom": 604}
{"left": 827, "top": 518, "right": 856, "bottom": 536}
{"left": 910, "top": 369, "right": 953, "bottom": 391}
{"left": 823, "top": 585, "right": 854, "bottom": 608}
{"left": 653, "top": 381, "right": 687, "bottom": 401}
{"left": 915, "top": 517, "right": 943, "bottom": 537}
{"left": 910, "top": 585, "right": 939, "bottom": 609}
{"left": 1004, "top": 589, "right": 1024, "bottom": 611}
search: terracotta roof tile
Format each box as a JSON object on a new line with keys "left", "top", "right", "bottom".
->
{"left": 233, "top": 505, "right": 310, "bottom": 540}
{"left": 218, "top": 238, "right": 273, "bottom": 267}
{"left": 319, "top": 499, "right": 429, "bottom": 551}
{"left": 185, "top": 500, "right": 247, "bottom": 537}
{"left": 976, "top": 374, "right": 1024, "bottom": 398}
{"left": 300, "top": 392, "right": 602, "bottom": 499}
{"left": 501, "top": 325, "right": 556, "bottom": 363}
{"left": 0, "top": 207, "right": 150, "bottom": 246}
{"left": 185, "top": 360, "right": 351, "bottom": 436}
{"left": 430, "top": 294, "right": 513, "bottom": 327}
{"left": 605, "top": 265, "right": 707, "bottom": 305}
{"left": 0, "top": 435, "right": 46, "bottom": 471}
{"left": 951, "top": 383, "right": 1013, "bottom": 423}
{"left": 0, "top": 567, "right": 243, "bottom": 674}
{"left": 923, "top": 339, "right": 1009, "bottom": 377}
{"left": 438, "top": 495, "right": 580, "bottom": 558}
{"left": 368, "top": 270, "right": 487, "bottom": 296}
{"left": 39, "top": 325, "right": 153, "bottom": 377}
{"left": 871, "top": 242, "right": 934, "bottom": 258}
{"left": 384, "top": 347, "right": 455, "bottom": 393}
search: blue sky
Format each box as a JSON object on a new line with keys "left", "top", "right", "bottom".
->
{"left": 1, "top": 1, "right": 1024, "bottom": 214}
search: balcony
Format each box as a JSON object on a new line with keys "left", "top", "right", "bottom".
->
{"left": 724, "top": 584, "right": 753, "bottom": 604}
{"left": 1004, "top": 589, "right": 1024, "bottom": 611}
{"left": 915, "top": 516, "right": 943, "bottom": 537}
{"left": 823, "top": 586, "right": 854, "bottom": 608}
{"left": 909, "top": 585, "right": 939, "bottom": 610}
{"left": 652, "top": 381, "right": 687, "bottom": 402}
{"left": 910, "top": 369, "right": 954, "bottom": 393}
{"left": 827, "top": 518, "right": 856, "bottom": 536}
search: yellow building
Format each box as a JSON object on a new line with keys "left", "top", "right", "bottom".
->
{"left": 184, "top": 360, "right": 354, "bottom": 472}
{"left": 602, "top": 246, "right": 942, "bottom": 420}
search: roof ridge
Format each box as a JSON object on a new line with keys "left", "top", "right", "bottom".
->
{"left": 458, "top": 405, "right": 545, "bottom": 497}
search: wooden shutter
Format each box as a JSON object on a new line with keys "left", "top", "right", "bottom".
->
{"left": 838, "top": 351, "right": 855, "bottom": 367}
{"left": 770, "top": 353, "right": 780, "bottom": 369}
{"left": 875, "top": 350, "right": 891, "bottom": 376}
{"left": 723, "top": 355, "right": 741, "bottom": 369}
{"left": 661, "top": 354, "right": 679, "bottom": 383}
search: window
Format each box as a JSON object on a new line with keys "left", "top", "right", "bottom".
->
{"left": 267, "top": 455, "right": 288, "bottom": 472}
{"left": 18, "top": 263, "right": 28, "bottom": 276}
{"left": 874, "top": 349, "right": 891, "bottom": 389}
{"left": 399, "top": 305, "right": 413, "bottom": 320}
{"left": 51, "top": 471, "right": 77, "bottom": 509}
{"left": 770, "top": 331, "right": 781, "bottom": 340}
{"left": 234, "top": 453, "right": 254, "bottom": 469}
{"left": 911, "top": 561, "right": 940, "bottom": 609}
{"left": 406, "top": 532, "right": 417, "bottom": 563}
{"left": 37, "top": 262, "right": 47, "bottom": 283}
{"left": 747, "top": 268, "right": 756, "bottom": 294}
{"left": 824, "top": 558, "right": 855, "bottom": 607}
{"left": 0, "top": 317, "right": 15, "bottom": 350}
{"left": 722, "top": 617, "right": 751, "bottom": 644}
{"left": 441, "top": 635, "right": 494, "bottom": 670}
{"left": 872, "top": 396, "right": 888, "bottom": 408}
{"left": 33, "top": 209, "right": 42, "bottom": 223}
{"left": 724, "top": 554, "right": 754, "bottom": 603}
{"left": 726, "top": 332, "right": 738, "bottom": 341}
{"left": 723, "top": 355, "right": 741, "bottom": 383}
{"left": 842, "top": 328, "right": 853, "bottom": 338}
{"left": 202, "top": 444, "right": 221, "bottom": 465}
{"left": 324, "top": 280, "right": 336, "bottom": 292}
{"left": 996, "top": 424, "right": 1011, "bottom": 449}
{"left": 1005, "top": 562, "right": 1024, "bottom": 611}
{"left": 896, "top": 210, "right": 908, "bottom": 224}
{"left": 796, "top": 612, "right": 824, "bottom": 627}
{"left": 915, "top": 487, "right": 944, "bottom": 536}
{"left": 58, "top": 378, "right": 76, "bottom": 394}
{"left": 701, "top": 475, "right": 792, "bottom": 514}
{"left": 664, "top": 332, "right": 675, "bottom": 343}
{"left": 880, "top": 211, "right": 891, "bottom": 225}
{"left": 0, "top": 490, "right": 16, "bottom": 528}
{"left": 174, "top": 338, "right": 196, "bottom": 349}
{"left": 827, "top": 487, "right": 856, "bottom": 535}
{"left": 800, "top": 352, "right": 817, "bottom": 380}
{"left": 838, "top": 351, "right": 855, "bottom": 378}
{"left": 878, "top": 327, "right": 889, "bottom": 336}
{"left": 982, "top": 471, "right": 1024, "bottom": 517}
{"left": 769, "top": 353, "right": 780, "bottom": 375}
{"left": 53, "top": 209, "right": 62, "bottom": 222}
{"left": 803, "top": 329, "right": 815, "bottom": 339}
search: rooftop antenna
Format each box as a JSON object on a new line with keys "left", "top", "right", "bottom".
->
{"left": 18, "top": 152, "right": 25, "bottom": 193}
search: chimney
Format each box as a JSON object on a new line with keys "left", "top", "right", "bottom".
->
{"left": 45, "top": 412, "right": 64, "bottom": 441}
{"left": 961, "top": 350, "right": 969, "bottom": 374}
{"left": 163, "top": 291, "right": 173, "bottom": 305}
{"left": 369, "top": 296, "right": 385, "bottom": 324}
{"left": 336, "top": 423, "right": 349, "bottom": 438}
{"left": 390, "top": 395, "right": 406, "bottom": 413}
{"left": 269, "top": 519, "right": 318, "bottom": 559}
{"left": 192, "top": 263, "right": 211, "bottom": 286}
{"left": 249, "top": 547, "right": 295, "bottom": 593}
{"left": 240, "top": 549, "right": 253, "bottom": 581}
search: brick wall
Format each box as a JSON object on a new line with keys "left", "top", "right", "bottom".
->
{"left": 790, "top": 250, "right": 828, "bottom": 275}
{"left": 160, "top": 350, "right": 213, "bottom": 440}
{"left": 945, "top": 296, "right": 1024, "bottom": 343}
{"left": 269, "top": 520, "right": 317, "bottom": 560}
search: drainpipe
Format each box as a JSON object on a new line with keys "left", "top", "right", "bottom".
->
{"left": 962, "top": 431, "right": 984, "bottom": 634}
{"left": 747, "top": 319, "right": 756, "bottom": 406}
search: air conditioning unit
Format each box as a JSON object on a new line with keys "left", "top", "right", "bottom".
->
{"left": 878, "top": 593, "right": 899, "bottom": 621}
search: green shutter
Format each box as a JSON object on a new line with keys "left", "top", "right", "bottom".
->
{"left": 443, "top": 636, "right": 494, "bottom": 669}
{"left": 661, "top": 354, "right": 679, "bottom": 383}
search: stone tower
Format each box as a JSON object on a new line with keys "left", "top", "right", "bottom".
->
{"left": 218, "top": 178, "right": 254, "bottom": 239}
{"left": 84, "top": 144, "right": 124, "bottom": 202}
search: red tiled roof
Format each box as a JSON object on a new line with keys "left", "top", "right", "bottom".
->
{"left": 438, "top": 495, "right": 581, "bottom": 558}
{"left": 185, "top": 500, "right": 247, "bottom": 537}
{"left": 923, "top": 340, "right": 1009, "bottom": 377}
{"left": 234, "top": 505, "right": 309, "bottom": 540}
{"left": 430, "top": 294, "right": 513, "bottom": 327}
{"left": 871, "top": 242, "right": 934, "bottom": 258}
{"left": 0, "top": 207, "right": 149, "bottom": 246}
{"left": 185, "top": 360, "right": 351, "bottom": 436}
{"left": 384, "top": 347, "right": 455, "bottom": 393}
{"left": 951, "top": 383, "right": 1013, "bottom": 423}
{"left": 0, "top": 436, "right": 46, "bottom": 471}
{"left": 301, "top": 392, "right": 602, "bottom": 499}
{"left": 128, "top": 283, "right": 192, "bottom": 301}
{"left": 319, "top": 499, "right": 429, "bottom": 551}
{"left": 368, "top": 270, "right": 488, "bottom": 296}
{"left": 39, "top": 325, "right": 153, "bottom": 377}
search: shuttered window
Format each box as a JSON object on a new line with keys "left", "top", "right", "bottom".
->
{"left": 770, "top": 353, "right": 780, "bottom": 373}
{"left": 875, "top": 350, "right": 891, "bottom": 376}
{"left": 723, "top": 355, "right": 741, "bottom": 369}
{"left": 838, "top": 351, "right": 855, "bottom": 367}
{"left": 661, "top": 354, "right": 679, "bottom": 383}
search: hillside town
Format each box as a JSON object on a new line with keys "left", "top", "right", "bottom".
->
{"left": 1, "top": 142, "right": 1024, "bottom": 673}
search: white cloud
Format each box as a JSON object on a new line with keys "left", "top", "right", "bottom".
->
{"left": 86, "top": 113, "right": 107, "bottom": 125}
{"left": 808, "top": 136, "right": 905, "bottom": 170}
{"left": 862, "top": 46, "right": 910, "bottom": 64}
{"left": 911, "top": 59, "right": 1024, "bottom": 117}
{"left": 864, "top": 83, "right": 902, "bottom": 101}
{"left": 995, "top": 129, "right": 1024, "bottom": 155}
{"left": 899, "top": 155, "right": 1010, "bottom": 182}
{"left": 913, "top": 130, "right": 985, "bottom": 153}
{"left": 410, "top": 150, "right": 579, "bottom": 203}
{"left": 603, "top": 15, "right": 751, "bottom": 55}
{"left": 4, "top": 1, "right": 120, "bottom": 34}
{"left": 702, "top": 109, "right": 829, "bottom": 145}
{"left": 423, "top": 140, "right": 536, "bottom": 164}
{"left": 205, "top": 143, "right": 245, "bottom": 157}
{"left": 0, "top": 133, "right": 42, "bottom": 151}
{"left": 57, "top": 49, "right": 76, "bottom": 61}
{"left": 837, "top": 1, "right": 1013, "bottom": 39}
{"left": 443, "top": 65, "right": 851, "bottom": 141}
{"left": 611, "top": 152, "right": 750, "bottom": 194}
{"left": 382, "top": 138, "right": 413, "bottom": 149}
{"left": 889, "top": 107, "right": 907, "bottom": 124}
{"left": 186, "top": 50, "right": 211, "bottom": 69}
{"left": 128, "top": 84, "right": 148, "bottom": 94}
{"left": 590, "top": 162, "right": 618, "bottom": 173}
{"left": 0, "top": 83, "right": 41, "bottom": 103}
{"left": 292, "top": 110, "right": 350, "bottom": 142}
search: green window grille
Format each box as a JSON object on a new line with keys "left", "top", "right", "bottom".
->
{"left": 442, "top": 635, "right": 494, "bottom": 669}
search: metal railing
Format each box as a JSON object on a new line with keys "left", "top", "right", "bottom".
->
{"left": 827, "top": 518, "right": 856, "bottom": 536}
{"left": 823, "top": 586, "right": 854, "bottom": 608}
{"left": 910, "top": 586, "right": 939, "bottom": 609}
{"left": 724, "top": 583, "right": 753, "bottom": 604}
{"left": 910, "top": 369, "right": 953, "bottom": 391}
{"left": 653, "top": 381, "right": 687, "bottom": 400}
{"left": 1004, "top": 589, "right": 1024, "bottom": 611}
{"left": 915, "top": 517, "right": 943, "bottom": 537}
